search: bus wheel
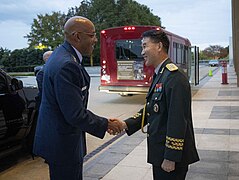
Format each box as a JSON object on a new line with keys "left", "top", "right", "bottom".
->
{"left": 119, "top": 93, "right": 133, "bottom": 97}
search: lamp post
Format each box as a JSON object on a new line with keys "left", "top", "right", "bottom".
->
{"left": 35, "top": 43, "right": 47, "bottom": 50}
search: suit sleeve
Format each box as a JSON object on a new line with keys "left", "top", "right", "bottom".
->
{"left": 125, "top": 108, "right": 147, "bottom": 135}
{"left": 36, "top": 70, "right": 44, "bottom": 98}
{"left": 54, "top": 62, "right": 108, "bottom": 139}
{"left": 164, "top": 72, "right": 190, "bottom": 162}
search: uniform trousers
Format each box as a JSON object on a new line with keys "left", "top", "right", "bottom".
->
{"left": 152, "top": 165, "right": 188, "bottom": 180}
{"left": 48, "top": 162, "right": 83, "bottom": 180}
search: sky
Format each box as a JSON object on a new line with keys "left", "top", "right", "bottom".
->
{"left": 0, "top": 0, "right": 232, "bottom": 51}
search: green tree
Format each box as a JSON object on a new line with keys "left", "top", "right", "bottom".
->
{"left": 66, "top": 1, "right": 91, "bottom": 19}
{"left": 0, "top": 48, "right": 11, "bottom": 67}
{"left": 25, "top": 12, "right": 66, "bottom": 49}
{"left": 199, "top": 51, "right": 209, "bottom": 60}
{"left": 0, "top": 48, "right": 10, "bottom": 66}
{"left": 0, "top": 47, "right": 47, "bottom": 72}
{"left": 26, "top": 48, "right": 47, "bottom": 65}
{"left": 201, "top": 45, "right": 229, "bottom": 59}
{"left": 87, "top": 0, "right": 161, "bottom": 30}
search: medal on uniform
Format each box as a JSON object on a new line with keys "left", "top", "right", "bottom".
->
{"left": 155, "top": 83, "right": 162, "bottom": 92}
{"left": 153, "top": 103, "right": 159, "bottom": 112}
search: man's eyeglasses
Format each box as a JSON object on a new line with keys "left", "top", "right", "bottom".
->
{"left": 73, "top": 31, "right": 96, "bottom": 38}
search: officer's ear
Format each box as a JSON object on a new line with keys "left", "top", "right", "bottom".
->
{"left": 158, "top": 42, "right": 163, "bottom": 50}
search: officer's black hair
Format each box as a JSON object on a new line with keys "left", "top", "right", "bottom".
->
{"left": 142, "top": 29, "right": 170, "bottom": 53}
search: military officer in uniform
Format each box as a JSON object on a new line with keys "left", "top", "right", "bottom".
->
{"left": 123, "top": 29, "right": 199, "bottom": 179}
{"left": 33, "top": 16, "right": 123, "bottom": 180}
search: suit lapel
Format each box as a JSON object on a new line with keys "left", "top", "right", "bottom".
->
{"left": 146, "top": 59, "right": 171, "bottom": 98}
{"left": 62, "top": 41, "right": 81, "bottom": 64}
{"left": 81, "top": 65, "right": 90, "bottom": 85}
{"left": 62, "top": 41, "right": 90, "bottom": 85}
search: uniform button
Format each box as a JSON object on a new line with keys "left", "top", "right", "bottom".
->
{"left": 147, "top": 134, "right": 149, "bottom": 137}
{"left": 147, "top": 102, "right": 149, "bottom": 105}
{"left": 147, "top": 113, "right": 150, "bottom": 116}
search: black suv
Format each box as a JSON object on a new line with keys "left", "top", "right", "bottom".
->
{"left": 0, "top": 69, "right": 38, "bottom": 158}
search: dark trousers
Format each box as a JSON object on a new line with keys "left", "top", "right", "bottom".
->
{"left": 152, "top": 165, "right": 188, "bottom": 180}
{"left": 48, "top": 162, "right": 83, "bottom": 180}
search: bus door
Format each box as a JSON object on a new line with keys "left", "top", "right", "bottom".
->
{"left": 189, "top": 46, "right": 199, "bottom": 86}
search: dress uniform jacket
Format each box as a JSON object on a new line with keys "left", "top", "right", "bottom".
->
{"left": 125, "top": 59, "right": 199, "bottom": 167}
{"left": 33, "top": 41, "right": 108, "bottom": 165}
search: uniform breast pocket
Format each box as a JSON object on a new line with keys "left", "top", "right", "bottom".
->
{"left": 151, "top": 92, "right": 163, "bottom": 114}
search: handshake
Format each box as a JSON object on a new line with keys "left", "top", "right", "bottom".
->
{"left": 107, "top": 119, "right": 127, "bottom": 135}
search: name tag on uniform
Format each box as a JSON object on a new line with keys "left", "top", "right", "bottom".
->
{"left": 81, "top": 86, "right": 87, "bottom": 91}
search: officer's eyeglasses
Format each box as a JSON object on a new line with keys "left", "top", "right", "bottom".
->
{"left": 73, "top": 31, "right": 97, "bottom": 38}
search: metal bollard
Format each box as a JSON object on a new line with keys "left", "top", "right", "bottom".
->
{"left": 221, "top": 61, "right": 228, "bottom": 84}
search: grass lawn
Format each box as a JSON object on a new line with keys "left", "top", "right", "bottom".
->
{"left": 9, "top": 72, "right": 35, "bottom": 76}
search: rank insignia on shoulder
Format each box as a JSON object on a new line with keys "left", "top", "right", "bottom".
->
{"left": 166, "top": 63, "right": 178, "bottom": 71}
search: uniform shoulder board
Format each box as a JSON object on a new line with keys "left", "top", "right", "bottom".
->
{"left": 166, "top": 63, "right": 178, "bottom": 71}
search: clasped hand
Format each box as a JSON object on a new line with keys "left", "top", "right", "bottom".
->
{"left": 161, "top": 159, "right": 175, "bottom": 172}
{"left": 107, "top": 118, "right": 127, "bottom": 135}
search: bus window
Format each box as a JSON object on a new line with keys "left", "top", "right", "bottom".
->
{"left": 173, "top": 42, "right": 177, "bottom": 62}
{"left": 115, "top": 40, "right": 143, "bottom": 61}
{"left": 183, "top": 45, "right": 188, "bottom": 65}
{"left": 177, "top": 44, "right": 182, "bottom": 64}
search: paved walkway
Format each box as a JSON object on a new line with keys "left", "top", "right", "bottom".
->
{"left": 83, "top": 66, "right": 239, "bottom": 180}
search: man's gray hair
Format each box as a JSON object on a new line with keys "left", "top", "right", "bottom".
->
{"left": 43, "top": 51, "right": 53, "bottom": 62}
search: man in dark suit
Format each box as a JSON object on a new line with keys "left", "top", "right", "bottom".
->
{"left": 33, "top": 16, "right": 123, "bottom": 180}
{"left": 121, "top": 29, "right": 199, "bottom": 179}
{"left": 36, "top": 50, "right": 53, "bottom": 109}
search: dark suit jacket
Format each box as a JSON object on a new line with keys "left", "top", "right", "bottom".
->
{"left": 35, "top": 66, "right": 44, "bottom": 109}
{"left": 125, "top": 59, "right": 199, "bottom": 167}
{"left": 33, "top": 41, "right": 108, "bottom": 165}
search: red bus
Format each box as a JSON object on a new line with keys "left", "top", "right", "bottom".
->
{"left": 99, "top": 26, "right": 195, "bottom": 96}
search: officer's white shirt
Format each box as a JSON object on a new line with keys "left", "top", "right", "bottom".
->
{"left": 154, "top": 57, "right": 168, "bottom": 75}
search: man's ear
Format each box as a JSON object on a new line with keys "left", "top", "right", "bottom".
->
{"left": 76, "top": 33, "right": 81, "bottom": 42}
{"left": 72, "top": 32, "right": 81, "bottom": 42}
{"left": 157, "top": 42, "right": 163, "bottom": 52}
{"left": 158, "top": 42, "right": 163, "bottom": 50}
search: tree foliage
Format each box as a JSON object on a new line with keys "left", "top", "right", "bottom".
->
{"left": 0, "top": 47, "right": 48, "bottom": 72}
{"left": 25, "top": 12, "right": 66, "bottom": 49}
{"left": 200, "top": 45, "right": 229, "bottom": 60}
{"left": 0, "top": 48, "right": 11, "bottom": 67}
